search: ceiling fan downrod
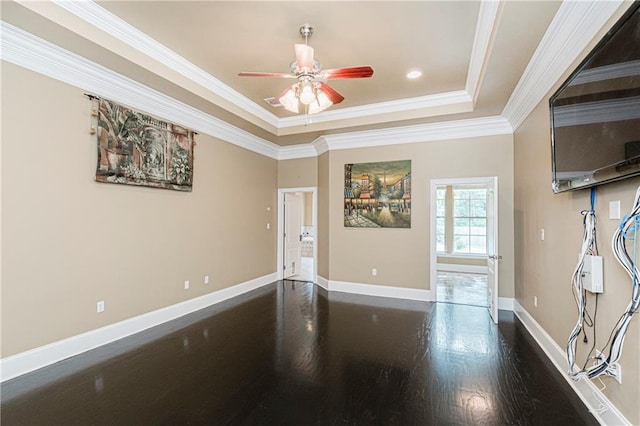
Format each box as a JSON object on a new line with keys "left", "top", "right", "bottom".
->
{"left": 299, "top": 24, "right": 313, "bottom": 45}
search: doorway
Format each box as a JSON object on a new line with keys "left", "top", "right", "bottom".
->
{"left": 277, "top": 187, "right": 317, "bottom": 283}
{"left": 430, "top": 177, "right": 499, "bottom": 322}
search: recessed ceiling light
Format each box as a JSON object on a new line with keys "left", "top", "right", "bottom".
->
{"left": 406, "top": 70, "right": 422, "bottom": 79}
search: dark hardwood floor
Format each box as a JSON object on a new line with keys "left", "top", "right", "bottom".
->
{"left": 1, "top": 281, "right": 597, "bottom": 425}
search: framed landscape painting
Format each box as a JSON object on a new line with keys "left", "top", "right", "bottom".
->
{"left": 344, "top": 160, "right": 411, "bottom": 228}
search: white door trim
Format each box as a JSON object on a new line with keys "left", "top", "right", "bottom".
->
{"left": 429, "top": 177, "right": 498, "bottom": 307}
{"left": 277, "top": 187, "right": 317, "bottom": 282}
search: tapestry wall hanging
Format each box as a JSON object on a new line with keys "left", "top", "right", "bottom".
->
{"left": 94, "top": 97, "right": 195, "bottom": 191}
{"left": 344, "top": 160, "right": 411, "bottom": 228}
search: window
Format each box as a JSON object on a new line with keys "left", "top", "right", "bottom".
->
{"left": 436, "top": 188, "right": 446, "bottom": 252}
{"left": 453, "top": 188, "right": 487, "bottom": 254}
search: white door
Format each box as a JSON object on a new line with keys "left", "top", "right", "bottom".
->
{"left": 284, "top": 193, "right": 303, "bottom": 279}
{"left": 486, "top": 178, "right": 500, "bottom": 323}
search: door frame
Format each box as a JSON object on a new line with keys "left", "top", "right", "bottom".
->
{"left": 277, "top": 187, "right": 317, "bottom": 282}
{"left": 429, "top": 177, "right": 498, "bottom": 312}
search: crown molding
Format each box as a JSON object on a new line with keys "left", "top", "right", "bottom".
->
{"left": 465, "top": 0, "right": 503, "bottom": 105}
{"left": 502, "top": 0, "right": 625, "bottom": 131}
{"left": 319, "top": 115, "right": 512, "bottom": 152}
{"left": 39, "top": 0, "right": 500, "bottom": 134}
{"left": 48, "top": 0, "right": 280, "bottom": 129}
{"left": 277, "top": 144, "right": 318, "bottom": 160}
{"left": 277, "top": 0, "right": 506, "bottom": 132}
{"left": 1, "top": 21, "right": 514, "bottom": 163}
{"left": 281, "top": 115, "right": 513, "bottom": 160}
{"left": 0, "top": 21, "right": 280, "bottom": 160}
{"left": 277, "top": 90, "right": 473, "bottom": 130}
{"left": 313, "top": 137, "right": 330, "bottom": 156}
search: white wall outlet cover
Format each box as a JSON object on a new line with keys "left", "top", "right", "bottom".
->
{"left": 609, "top": 200, "right": 621, "bottom": 220}
{"left": 184, "top": 280, "right": 190, "bottom": 289}
{"left": 96, "top": 301, "right": 105, "bottom": 313}
{"left": 204, "top": 275, "right": 210, "bottom": 284}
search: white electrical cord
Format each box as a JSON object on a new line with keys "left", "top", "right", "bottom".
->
{"left": 567, "top": 205, "right": 597, "bottom": 379}
{"left": 568, "top": 185, "right": 640, "bottom": 381}
{"left": 593, "top": 186, "right": 640, "bottom": 379}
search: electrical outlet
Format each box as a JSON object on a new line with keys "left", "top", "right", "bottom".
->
{"left": 534, "top": 296, "right": 538, "bottom": 307}
{"left": 96, "top": 300, "right": 105, "bottom": 313}
{"left": 184, "top": 280, "right": 190, "bottom": 290}
{"left": 204, "top": 275, "right": 210, "bottom": 284}
{"left": 540, "top": 229, "right": 545, "bottom": 241}
{"left": 372, "top": 268, "right": 377, "bottom": 276}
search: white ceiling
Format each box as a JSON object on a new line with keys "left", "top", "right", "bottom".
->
{"left": 0, "top": 1, "right": 632, "bottom": 149}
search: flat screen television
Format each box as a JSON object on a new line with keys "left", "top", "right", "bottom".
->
{"left": 550, "top": 1, "right": 640, "bottom": 193}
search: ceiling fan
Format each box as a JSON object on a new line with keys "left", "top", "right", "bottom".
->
{"left": 238, "top": 24, "right": 374, "bottom": 114}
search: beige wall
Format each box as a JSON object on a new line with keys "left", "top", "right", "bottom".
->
{"left": 303, "top": 192, "right": 313, "bottom": 226}
{"left": 327, "top": 136, "right": 514, "bottom": 295}
{"left": 1, "top": 63, "right": 278, "bottom": 357}
{"left": 277, "top": 157, "right": 317, "bottom": 189}
{"left": 317, "top": 152, "right": 330, "bottom": 279}
{"left": 514, "top": 75, "right": 640, "bottom": 426}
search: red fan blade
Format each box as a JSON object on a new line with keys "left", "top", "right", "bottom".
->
{"left": 238, "top": 72, "right": 295, "bottom": 78}
{"left": 318, "top": 82, "right": 345, "bottom": 104}
{"left": 323, "top": 66, "right": 374, "bottom": 80}
{"left": 295, "top": 44, "right": 314, "bottom": 71}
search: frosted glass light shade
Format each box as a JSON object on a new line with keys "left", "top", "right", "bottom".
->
{"left": 308, "top": 90, "right": 333, "bottom": 114}
{"left": 299, "top": 84, "right": 316, "bottom": 105}
{"left": 279, "top": 87, "right": 299, "bottom": 113}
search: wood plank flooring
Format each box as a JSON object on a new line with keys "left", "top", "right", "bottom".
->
{"left": 1, "top": 281, "right": 597, "bottom": 425}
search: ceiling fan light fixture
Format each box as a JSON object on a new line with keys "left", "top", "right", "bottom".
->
{"left": 239, "top": 24, "right": 373, "bottom": 116}
{"left": 308, "top": 90, "right": 333, "bottom": 114}
{"left": 279, "top": 87, "right": 299, "bottom": 113}
{"left": 299, "top": 83, "right": 316, "bottom": 105}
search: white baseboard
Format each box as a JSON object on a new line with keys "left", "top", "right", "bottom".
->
{"left": 513, "top": 300, "right": 630, "bottom": 426}
{"left": 0, "top": 273, "right": 277, "bottom": 383}
{"left": 498, "top": 297, "right": 514, "bottom": 311}
{"left": 316, "top": 275, "right": 329, "bottom": 291}
{"left": 328, "top": 280, "right": 431, "bottom": 302}
{"left": 437, "top": 263, "right": 488, "bottom": 274}
{"left": 321, "top": 278, "right": 511, "bottom": 309}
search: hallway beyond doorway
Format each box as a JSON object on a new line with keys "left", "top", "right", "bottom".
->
{"left": 437, "top": 270, "right": 488, "bottom": 307}
{"left": 287, "top": 256, "right": 314, "bottom": 282}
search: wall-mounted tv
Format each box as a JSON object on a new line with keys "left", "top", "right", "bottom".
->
{"left": 550, "top": 2, "right": 640, "bottom": 193}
